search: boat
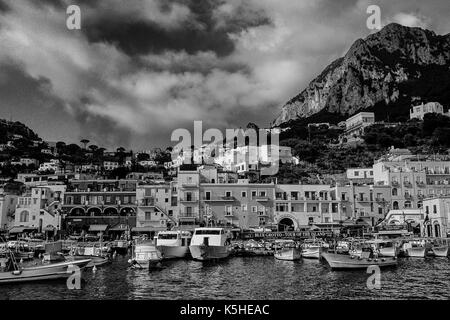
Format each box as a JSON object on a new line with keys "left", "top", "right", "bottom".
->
{"left": 429, "top": 238, "right": 449, "bottom": 257}
{"left": 189, "top": 228, "right": 231, "bottom": 261}
{"left": 129, "top": 240, "right": 163, "bottom": 269}
{"left": 321, "top": 250, "right": 398, "bottom": 270}
{"left": 155, "top": 230, "right": 192, "bottom": 259}
{"left": 274, "top": 240, "right": 301, "bottom": 261}
{"left": 65, "top": 255, "right": 110, "bottom": 268}
{"left": 301, "top": 239, "right": 323, "bottom": 259}
{"left": 402, "top": 239, "right": 427, "bottom": 258}
{"left": 0, "top": 252, "right": 91, "bottom": 284}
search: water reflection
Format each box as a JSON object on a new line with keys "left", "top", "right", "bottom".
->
{"left": 0, "top": 255, "right": 448, "bottom": 300}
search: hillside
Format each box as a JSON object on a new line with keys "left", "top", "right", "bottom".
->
{"left": 273, "top": 23, "right": 450, "bottom": 127}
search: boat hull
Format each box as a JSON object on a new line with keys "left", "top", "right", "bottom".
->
{"left": 157, "top": 246, "right": 190, "bottom": 259}
{"left": 322, "top": 253, "right": 397, "bottom": 270}
{"left": 302, "top": 247, "right": 321, "bottom": 259}
{"left": 378, "top": 247, "right": 396, "bottom": 258}
{"left": 431, "top": 246, "right": 449, "bottom": 257}
{"left": 0, "top": 259, "right": 91, "bottom": 284}
{"left": 189, "top": 245, "right": 229, "bottom": 261}
{"left": 405, "top": 247, "right": 426, "bottom": 258}
{"left": 66, "top": 255, "right": 110, "bottom": 268}
{"left": 274, "top": 248, "right": 301, "bottom": 261}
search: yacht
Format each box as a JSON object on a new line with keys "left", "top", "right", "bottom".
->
{"left": 155, "top": 230, "right": 192, "bottom": 259}
{"left": 189, "top": 228, "right": 230, "bottom": 261}
{"left": 402, "top": 239, "right": 427, "bottom": 258}
{"left": 301, "top": 239, "right": 323, "bottom": 259}
{"left": 429, "top": 238, "right": 449, "bottom": 257}
{"left": 274, "top": 240, "right": 301, "bottom": 261}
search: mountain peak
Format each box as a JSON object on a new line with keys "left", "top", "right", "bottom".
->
{"left": 272, "top": 24, "right": 450, "bottom": 127}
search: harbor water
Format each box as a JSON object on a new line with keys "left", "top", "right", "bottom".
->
{"left": 0, "top": 254, "right": 449, "bottom": 300}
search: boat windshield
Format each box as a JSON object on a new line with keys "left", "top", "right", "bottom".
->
{"left": 158, "top": 234, "right": 178, "bottom": 240}
{"left": 195, "top": 230, "right": 221, "bottom": 235}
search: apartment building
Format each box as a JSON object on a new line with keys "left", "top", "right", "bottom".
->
{"left": 344, "top": 112, "right": 375, "bottom": 139}
{"left": 135, "top": 183, "right": 178, "bottom": 234}
{"left": 13, "top": 185, "right": 65, "bottom": 236}
{"left": 275, "top": 185, "right": 340, "bottom": 230}
{"left": 62, "top": 179, "right": 137, "bottom": 232}
{"left": 410, "top": 102, "right": 446, "bottom": 120}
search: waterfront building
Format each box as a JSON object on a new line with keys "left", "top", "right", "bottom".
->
{"left": 13, "top": 185, "right": 65, "bottom": 236}
{"left": 134, "top": 183, "right": 178, "bottom": 235}
{"left": 62, "top": 179, "right": 137, "bottom": 232}
{"left": 422, "top": 196, "right": 450, "bottom": 238}
{"left": 346, "top": 168, "right": 374, "bottom": 184}
{"left": 274, "top": 184, "right": 340, "bottom": 230}
{"left": 373, "top": 154, "right": 450, "bottom": 210}
{"left": 103, "top": 161, "right": 120, "bottom": 171}
{"left": 16, "top": 173, "right": 79, "bottom": 188}
{"left": 409, "top": 102, "right": 446, "bottom": 120}
{"left": 0, "top": 193, "right": 18, "bottom": 231}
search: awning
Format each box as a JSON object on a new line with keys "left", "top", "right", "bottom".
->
{"left": 132, "top": 226, "right": 166, "bottom": 233}
{"left": 9, "top": 226, "right": 38, "bottom": 234}
{"left": 89, "top": 224, "right": 108, "bottom": 232}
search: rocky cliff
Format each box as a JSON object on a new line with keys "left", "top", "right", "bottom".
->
{"left": 273, "top": 23, "right": 450, "bottom": 126}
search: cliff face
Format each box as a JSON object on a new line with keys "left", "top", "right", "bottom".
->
{"left": 273, "top": 23, "right": 450, "bottom": 126}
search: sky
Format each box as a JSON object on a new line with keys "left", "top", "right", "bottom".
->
{"left": 0, "top": 0, "right": 449, "bottom": 150}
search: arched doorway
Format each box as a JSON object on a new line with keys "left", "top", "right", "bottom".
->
{"left": 119, "top": 207, "right": 135, "bottom": 217}
{"left": 393, "top": 201, "right": 399, "bottom": 210}
{"left": 103, "top": 207, "right": 119, "bottom": 216}
{"left": 434, "top": 223, "right": 441, "bottom": 238}
{"left": 278, "top": 218, "right": 295, "bottom": 231}
{"left": 87, "top": 207, "right": 102, "bottom": 216}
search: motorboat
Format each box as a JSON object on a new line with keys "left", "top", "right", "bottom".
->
{"left": 155, "top": 230, "right": 192, "bottom": 259}
{"left": 301, "top": 239, "right": 323, "bottom": 259}
{"left": 129, "top": 240, "right": 163, "bottom": 269}
{"left": 429, "top": 238, "right": 449, "bottom": 257}
{"left": 189, "top": 228, "right": 231, "bottom": 261}
{"left": 321, "top": 251, "right": 397, "bottom": 270}
{"left": 402, "top": 239, "right": 427, "bottom": 258}
{"left": 274, "top": 240, "right": 301, "bottom": 261}
{"left": 0, "top": 251, "right": 91, "bottom": 284}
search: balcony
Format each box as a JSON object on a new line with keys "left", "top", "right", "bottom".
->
{"left": 179, "top": 212, "right": 196, "bottom": 219}
{"left": 357, "top": 197, "right": 371, "bottom": 202}
{"left": 224, "top": 211, "right": 235, "bottom": 217}
{"left": 179, "top": 197, "right": 198, "bottom": 203}
{"left": 375, "top": 197, "right": 385, "bottom": 203}
{"left": 417, "top": 194, "right": 425, "bottom": 200}
{"left": 181, "top": 182, "right": 198, "bottom": 188}
{"left": 258, "top": 212, "right": 269, "bottom": 217}
{"left": 403, "top": 181, "right": 412, "bottom": 188}
{"left": 404, "top": 194, "right": 413, "bottom": 200}
{"left": 391, "top": 181, "right": 399, "bottom": 187}
{"left": 253, "top": 196, "right": 270, "bottom": 201}
{"left": 204, "top": 196, "right": 236, "bottom": 202}
{"left": 416, "top": 181, "right": 426, "bottom": 188}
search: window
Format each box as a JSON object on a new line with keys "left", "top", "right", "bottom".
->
{"left": 259, "top": 191, "right": 266, "bottom": 197}
{"left": 354, "top": 171, "right": 359, "bottom": 177}
{"left": 168, "top": 210, "right": 173, "bottom": 216}
{"left": 241, "top": 191, "right": 247, "bottom": 198}
{"left": 251, "top": 190, "right": 257, "bottom": 197}
{"left": 241, "top": 204, "right": 247, "bottom": 211}
{"left": 393, "top": 201, "right": 399, "bottom": 210}
{"left": 392, "top": 188, "right": 397, "bottom": 196}
{"left": 225, "top": 191, "right": 232, "bottom": 197}
{"left": 165, "top": 198, "right": 168, "bottom": 203}
{"left": 20, "top": 211, "right": 29, "bottom": 223}
{"left": 378, "top": 207, "right": 383, "bottom": 214}
{"left": 308, "top": 217, "right": 314, "bottom": 224}
{"left": 145, "top": 212, "right": 152, "bottom": 220}
{"left": 205, "top": 191, "right": 211, "bottom": 200}
{"left": 251, "top": 206, "right": 257, "bottom": 213}
{"left": 433, "top": 205, "right": 437, "bottom": 214}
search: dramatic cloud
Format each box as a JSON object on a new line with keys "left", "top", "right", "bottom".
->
{"left": 0, "top": 0, "right": 449, "bottom": 149}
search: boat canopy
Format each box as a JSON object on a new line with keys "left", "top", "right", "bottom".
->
{"left": 132, "top": 226, "right": 166, "bottom": 232}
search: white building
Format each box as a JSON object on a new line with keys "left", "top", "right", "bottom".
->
{"left": 13, "top": 186, "right": 65, "bottom": 235}
{"left": 346, "top": 168, "right": 374, "bottom": 181}
{"left": 422, "top": 196, "right": 450, "bottom": 238}
{"left": 344, "top": 112, "right": 375, "bottom": 140}
{"left": 410, "top": 102, "right": 446, "bottom": 120}
{"left": 103, "top": 161, "right": 119, "bottom": 171}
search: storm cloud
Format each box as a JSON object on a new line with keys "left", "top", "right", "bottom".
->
{"left": 0, "top": 0, "right": 449, "bottom": 149}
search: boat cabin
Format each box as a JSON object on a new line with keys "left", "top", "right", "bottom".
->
{"left": 190, "top": 228, "right": 229, "bottom": 247}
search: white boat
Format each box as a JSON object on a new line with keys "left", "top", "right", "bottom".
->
{"left": 365, "top": 239, "right": 399, "bottom": 258}
{"left": 430, "top": 238, "right": 449, "bottom": 257}
{"left": 155, "top": 230, "right": 192, "bottom": 259}
{"left": 129, "top": 241, "right": 163, "bottom": 269}
{"left": 301, "top": 240, "right": 323, "bottom": 259}
{"left": 402, "top": 239, "right": 426, "bottom": 258}
{"left": 0, "top": 254, "right": 91, "bottom": 284}
{"left": 321, "top": 251, "right": 397, "bottom": 270}
{"left": 274, "top": 240, "right": 301, "bottom": 261}
{"left": 189, "top": 228, "right": 230, "bottom": 261}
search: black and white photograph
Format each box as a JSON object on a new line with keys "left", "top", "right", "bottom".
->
{"left": 0, "top": 0, "right": 449, "bottom": 311}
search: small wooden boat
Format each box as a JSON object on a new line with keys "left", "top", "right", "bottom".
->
{"left": 321, "top": 251, "right": 397, "bottom": 270}
{"left": 274, "top": 240, "right": 301, "bottom": 261}
{"left": 429, "top": 238, "right": 449, "bottom": 257}
{"left": 0, "top": 256, "right": 91, "bottom": 284}
{"left": 301, "top": 239, "right": 323, "bottom": 259}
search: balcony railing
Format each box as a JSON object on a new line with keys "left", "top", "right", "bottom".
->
{"left": 403, "top": 181, "right": 412, "bottom": 188}
{"left": 204, "top": 196, "right": 236, "bottom": 202}
{"left": 375, "top": 197, "right": 385, "bottom": 203}
{"left": 416, "top": 181, "right": 426, "bottom": 187}
{"left": 179, "top": 212, "right": 196, "bottom": 218}
{"left": 253, "top": 196, "right": 270, "bottom": 201}
{"left": 391, "top": 181, "right": 399, "bottom": 187}
{"left": 179, "top": 197, "right": 198, "bottom": 202}
{"left": 181, "top": 182, "right": 198, "bottom": 188}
